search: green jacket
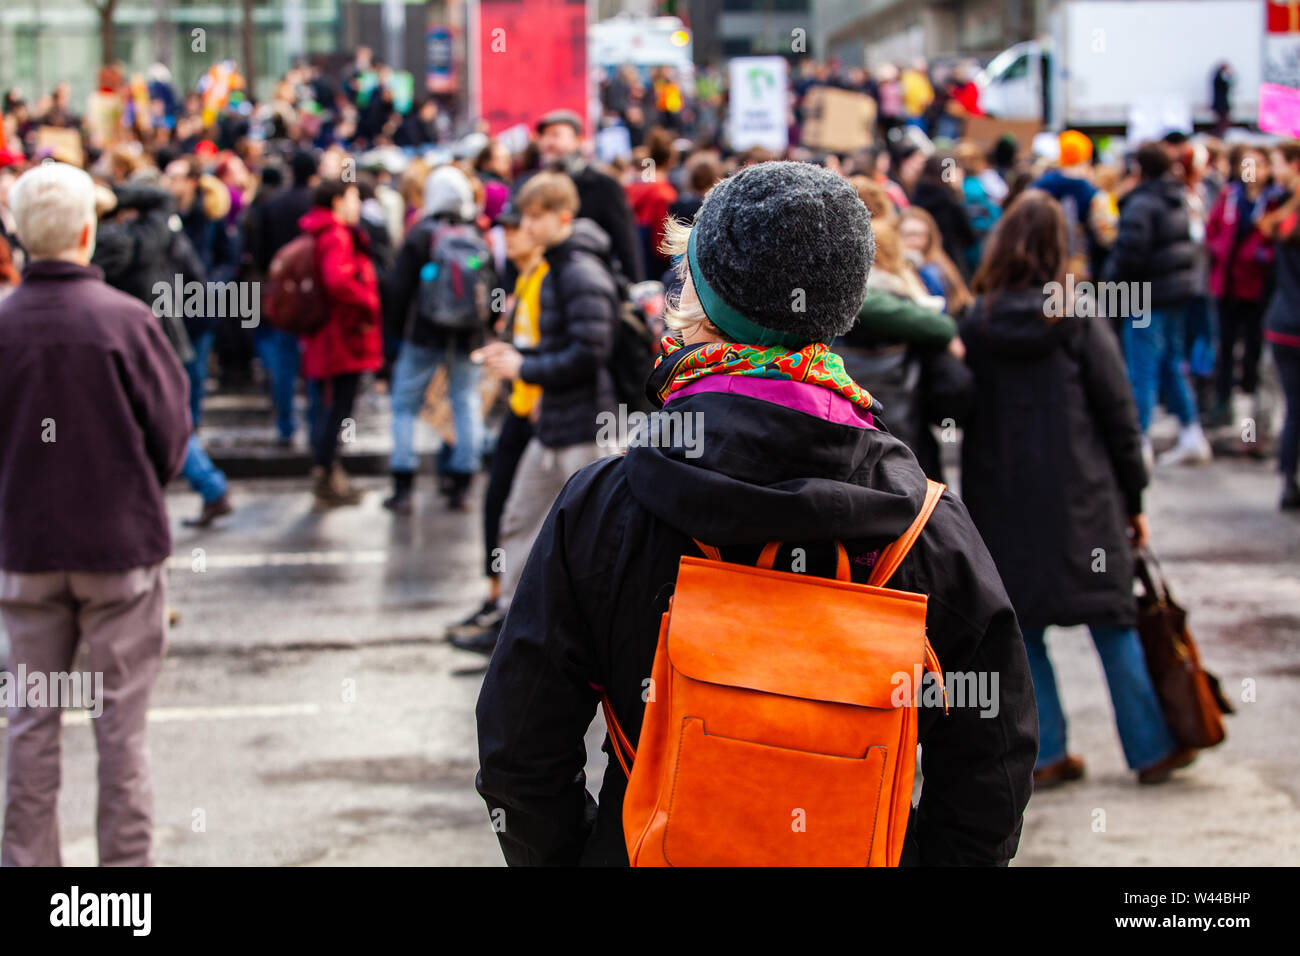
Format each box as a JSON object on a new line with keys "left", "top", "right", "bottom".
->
{"left": 840, "top": 289, "right": 956, "bottom": 350}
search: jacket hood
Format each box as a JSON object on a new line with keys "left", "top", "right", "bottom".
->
{"left": 623, "top": 373, "right": 930, "bottom": 548}
{"left": 566, "top": 217, "right": 613, "bottom": 260}
{"left": 299, "top": 206, "right": 339, "bottom": 234}
{"left": 1130, "top": 175, "right": 1185, "bottom": 209}
{"left": 423, "top": 165, "right": 476, "bottom": 221}
{"left": 964, "top": 288, "right": 1073, "bottom": 359}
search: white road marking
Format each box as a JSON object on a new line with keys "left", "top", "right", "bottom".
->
{"left": 166, "top": 550, "right": 388, "bottom": 570}
{"left": 0, "top": 702, "right": 322, "bottom": 728}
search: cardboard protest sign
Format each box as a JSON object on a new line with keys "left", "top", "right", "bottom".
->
{"left": 800, "top": 86, "right": 875, "bottom": 153}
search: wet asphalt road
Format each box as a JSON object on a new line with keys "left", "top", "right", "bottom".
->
{"left": 1, "top": 450, "right": 1297, "bottom": 866}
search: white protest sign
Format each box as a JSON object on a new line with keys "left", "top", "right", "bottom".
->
{"left": 729, "top": 57, "right": 788, "bottom": 153}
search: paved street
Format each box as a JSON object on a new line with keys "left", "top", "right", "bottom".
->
{"left": 1, "top": 437, "right": 1297, "bottom": 866}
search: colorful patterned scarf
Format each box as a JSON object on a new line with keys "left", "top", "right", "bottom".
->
{"left": 651, "top": 336, "right": 876, "bottom": 412}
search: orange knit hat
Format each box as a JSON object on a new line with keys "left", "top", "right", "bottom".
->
{"left": 1059, "top": 129, "right": 1093, "bottom": 167}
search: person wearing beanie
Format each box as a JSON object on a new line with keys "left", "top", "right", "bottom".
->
{"left": 1033, "top": 129, "right": 1117, "bottom": 280}
{"left": 382, "top": 164, "right": 493, "bottom": 514}
{"left": 475, "top": 160, "right": 1036, "bottom": 866}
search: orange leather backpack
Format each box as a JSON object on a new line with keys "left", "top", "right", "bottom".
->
{"left": 600, "top": 479, "right": 948, "bottom": 866}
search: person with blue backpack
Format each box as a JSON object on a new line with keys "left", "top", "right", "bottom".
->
{"left": 382, "top": 164, "right": 495, "bottom": 513}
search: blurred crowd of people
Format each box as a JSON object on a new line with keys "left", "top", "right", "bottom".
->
{"left": 1, "top": 47, "right": 1298, "bottom": 865}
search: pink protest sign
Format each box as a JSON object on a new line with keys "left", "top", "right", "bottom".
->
{"left": 1260, "top": 82, "right": 1300, "bottom": 136}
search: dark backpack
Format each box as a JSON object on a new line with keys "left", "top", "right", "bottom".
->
{"left": 610, "top": 280, "right": 666, "bottom": 413}
{"left": 415, "top": 223, "right": 493, "bottom": 331}
{"left": 265, "top": 234, "right": 330, "bottom": 335}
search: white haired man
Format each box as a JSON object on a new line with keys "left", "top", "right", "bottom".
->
{"left": 0, "top": 161, "right": 190, "bottom": 865}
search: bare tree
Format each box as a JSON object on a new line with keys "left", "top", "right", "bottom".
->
{"left": 241, "top": 0, "right": 256, "bottom": 101}
{"left": 84, "top": 0, "right": 120, "bottom": 67}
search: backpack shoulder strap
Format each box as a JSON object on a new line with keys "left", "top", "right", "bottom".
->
{"left": 867, "top": 479, "right": 945, "bottom": 588}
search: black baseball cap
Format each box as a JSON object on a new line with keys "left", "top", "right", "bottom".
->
{"left": 494, "top": 201, "right": 521, "bottom": 227}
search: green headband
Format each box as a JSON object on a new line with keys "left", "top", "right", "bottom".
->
{"left": 686, "top": 228, "right": 815, "bottom": 350}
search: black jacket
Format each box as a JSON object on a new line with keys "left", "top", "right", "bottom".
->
{"left": 1105, "top": 175, "right": 1201, "bottom": 307}
{"left": 958, "top": 290, "right": 1147, "bottom": 631}
{"left": 251, "top": 185, "right": 314, "bottom": 271}
{"left": 517, "top": 223, "right": 620, "bottom": 448}
{"left": 839, "top": 344, "right": 972, "bottom": 482}
{"left": 911, "top": 180, "right": 977, "bottom": 278}
{"left": 1265, "top": 235, "right": 1300, "bottom": 343}
{"left": 476, "top": 364, "right": 1038, "bottom": 866}
{"left": 93, "top": 183, "right": 204, "bottom": 363}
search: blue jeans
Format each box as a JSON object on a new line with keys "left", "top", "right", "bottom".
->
{"left": 184, "top": 329, "right": 215, "bottom": 428}
{"left": 1022, "top": 625, "right": 1176, "bottom": 771}
{"left": 255, "top": 327, "right": 300, "bottom": 440}
{"left": 1185, "top": 295, "right": 1216, "bottom": 380}
{"left": 181, "top": 434, "right": 228, "bottom": 504}
{"left": 1124, "top": 304, "right": 1199, "bottom": 431}
{"left": 388, "top": 341, "right": 482, "bottom": 475}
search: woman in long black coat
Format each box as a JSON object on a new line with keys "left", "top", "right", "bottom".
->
{"left": 958, "top": 189, "right": 1195, "bottom": 787}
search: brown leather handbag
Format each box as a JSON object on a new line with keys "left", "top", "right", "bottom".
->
{"left": 1135, "top": 548, "right": 1234, "bottom": 750}
{"left": 600, "top": 480, "right": 948, "bottom": 867}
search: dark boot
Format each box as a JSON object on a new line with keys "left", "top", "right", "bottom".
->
{"left": 1282, "top": 477, "right": 1300, "bottom": 511}
{"left": 444, "top": 472, "right": 473, "bottom": 512}
{"left": 183, "top": 494, "right": 233, "bottom": 528}
{"left": 383, "top": 471, "right": 415, "bottom": 514}
{"left": 312, "top": 464, "right": 363, "bottom": 508}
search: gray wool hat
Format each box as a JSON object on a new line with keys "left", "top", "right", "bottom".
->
{"left": 687, "top": 160, "right": 874, "bottom": 348}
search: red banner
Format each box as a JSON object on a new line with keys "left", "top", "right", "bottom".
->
{"left": 478, "top": 0, "right": 587, "bottom": 136}
{"left": 1268, "top": 0, "right": 1300, "bottom": 32}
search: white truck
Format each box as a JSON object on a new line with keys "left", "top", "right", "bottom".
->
{"left": 975, "top": 0, "right": 1263, "bottom": 130}
{"left": 588, "top": 14, "right": 695, "bottom": 81}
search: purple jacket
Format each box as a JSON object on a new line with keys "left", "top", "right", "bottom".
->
{"left": 0, "top": 261, "right": 191, "bottom": 573}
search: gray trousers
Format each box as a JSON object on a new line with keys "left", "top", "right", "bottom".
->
{"left": 498, "top": 439, "right": 610, "bottom": 604}
{"left": 0, "top": 563, "right": 166, "bottom": 866}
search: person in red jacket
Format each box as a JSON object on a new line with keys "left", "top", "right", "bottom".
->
{"left": 298, "top": 180, "right": 383, "bottom": 506}
{"left": 624, "top": 127, "right": 678, "bottom": 277}
{"left": 1204, "top": 144, "right": 1277, "bottom": 425}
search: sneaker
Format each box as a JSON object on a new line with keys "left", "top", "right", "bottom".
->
{"left": 446, "top": 599, "right": 505, "bottom": 639}
{"left": 1157, "top": 426, "right": 1212, "bottom": 466}
{"left": 1137, "top": 746, "right": 1197, "bottom": 785}
{"left": 1032, "top": 754, "right": 1086, "bottom": 790}
{"left": 451, "top": 619, "right": 502, "bottom": 655}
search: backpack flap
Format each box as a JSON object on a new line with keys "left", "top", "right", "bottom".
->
{"left": 666, "top": 556, "right": 927, "bottom": 711}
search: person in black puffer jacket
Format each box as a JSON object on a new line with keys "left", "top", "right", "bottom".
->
{"left": 464, "top": 171, "right": 620, "bottom": 656}
{"left": 1105, "top": 143, "right": 1212, "bottom": 466}
{"left": 960, "top": 189, "right": 1193, "bottom": 788}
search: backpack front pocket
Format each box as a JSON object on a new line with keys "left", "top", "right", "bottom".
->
{"left": 662, "top": 716, "right": 887, "bottom": 867}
